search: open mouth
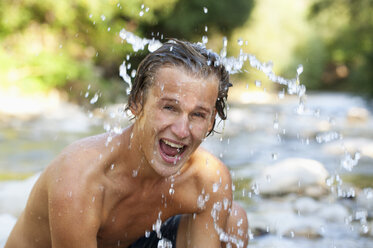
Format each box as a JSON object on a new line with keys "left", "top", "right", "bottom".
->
{"left": 159, "top": 138, "right": 187, "bottom": 164}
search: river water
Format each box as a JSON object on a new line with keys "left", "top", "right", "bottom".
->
{"left": 1, "top": 91, "right": 373, "bottom": 247}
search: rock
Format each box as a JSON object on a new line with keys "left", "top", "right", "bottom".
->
{"left": 249, "top": 206, "right": 324, "bottom": 239}
{"left": 293, "top": 196, "right": 349, "bottom": 223}
{"left": 323, "top": 138, "right": 373, "bottom": 159}
{"left": 316, "top": 203, "right": 349, "bottom": 223}
{"left": 0, "top": 173, "right": 40, "bottom": 217}
{"left": 252, "top": 158, "right": 329, "bottom": 196}
{"left": 347, "top": 107, "right": 370, "bottom": 123}
{"left": 247, "top": 197, "right": 325, "bottom": 239}
{"left": 293, "top": 197, "right": 320, "bottom": 214}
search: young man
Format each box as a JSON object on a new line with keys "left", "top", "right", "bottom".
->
{"left": 5, "top": 39, "right": 248, "bottom": 248}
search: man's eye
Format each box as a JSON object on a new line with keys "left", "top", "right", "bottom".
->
{"left": 193, "top": 112, "right": 206, "bottom": 118}
{"left": 163, "top": 105, "right": 175, "bottom": 111}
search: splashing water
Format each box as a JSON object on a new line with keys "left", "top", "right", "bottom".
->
{"left": 119, "top": 61, "right": 132, "bottom": 95}
{"left": 119, "top": 30, "right": 307, "bottom": 102}
{"left": 152, "top": 211, "right": 163, "bottom": 239}
{"left": 119, "top": 28, "right": 162, "bottom": 53}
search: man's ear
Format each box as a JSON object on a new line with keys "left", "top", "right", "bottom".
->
{"left": 130, "top": 104, "right": 141, "bottom": 117}
{"left": 130, "top": 92, "right": 144, "bottom": 117}
{"left": 130, "top": 103, "right": 142, "bottom": 117}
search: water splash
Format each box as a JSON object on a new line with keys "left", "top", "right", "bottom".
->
{"left": 152, "top": 211, "right": 163, "bottom": 239}
{"left": 340, "top": 152, "right": 361, "bottom": 171}
{"left": 119, "top": 30, "right": 307, "bottom": 103}
{"left": 119, "top": 61, "right": 132, "bottom": 95}
{"left": 316, "top": 131, "right": 341, "bottom": 143}
{"left": 90, "top": 93, "right": 99, "bottom": 104}
{"left": 119, "top": 28, "right": 162, "bottom": 53}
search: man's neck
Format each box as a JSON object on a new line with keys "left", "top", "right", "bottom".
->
{"left": 116, "top": 124, "right": 167, "bottom": 183}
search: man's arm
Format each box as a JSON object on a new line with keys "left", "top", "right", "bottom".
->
{"left": 178, "top": 156, "right": 233, "bottom": 248}
{"left": 47, "top": 161, "right": 103, "bottom": 248}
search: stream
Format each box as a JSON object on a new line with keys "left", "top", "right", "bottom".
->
{"left": 1, "top": 92, "right": 373, "bottom": 247}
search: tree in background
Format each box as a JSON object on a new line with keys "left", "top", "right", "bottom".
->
{"left": 288, "top": 0, "right": 373, "bottom": 96}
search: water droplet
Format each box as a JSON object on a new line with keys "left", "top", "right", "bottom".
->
{"left": 100, "top": 15, "right": 106, "bottom": 21}
{"left": 340, "top": 152, "right": 360, "bottom": 171}
{"left": 278, "top": 89, "right": 285, "bottom": 99}
{"left": 212, "top": 183, "right": 220, "bottom": 193}
{"left": 68, "top": 191, "right": 72, "bottom": 198}
{"left": 203, "top": 7, "right": 208, "bottom": 14}
{"left": 271, "top": 153, "right": 278, "bottom": 161}
{"left": 89, "top": 14, "right": 93, "bottom": 18}
{"left": 197, "top": 195, "right": 206, "bottom": 208}
{"left": 148, "top": 39, "right": 162, "bottom": 52}
{"left": 112, "top": 216, "right": 116, "bottom": 222}
{"left": 202, "top": 35, "right": 208, "bottom": 44}
{"left": 362, "top": 225, "right": 369, "bottom": 234}
{"left": 131, "top": 69, "right": 136, "bottom": 78}
{"left": 90, "top": 93, "right": 99, "bottom": 104}
{"left": 132, "top": 170, "right": 138, "bottom": 177}
{"left": 146, "top": 7, "right": 149, "bottom": 12}
{"left": 158, "top": 238, "right": 172, "bottom": 248}
{"left": 145, "top": 230, "right": 151, "bottom": 238}
{"left": 273, "top": 120, "right": 279, "bottom": 129}
{"left": 110, "top": 164, "right": 115, "bottom": 170}
{"left": 204, "top": 26, "right": 208, "bottom": 32}
{"left": 85, "top": 92, "right": 89, "bottom": 98}
{"left": 107, "top": 27, "right": 111, "bottom": 31}
{"left": 141, "top": 4, "right": 145, "bottom": 9}
{"left": 237, "top": 38, "right": 243, "bottom": 46}
{"left": 266, "top": 174, "right": 272, "bottom": 182}
{"left": 92, "top": 196, "right": 96, "bottom": 203}
{"left": 139, "top": 11, "right": 144, "bottom": 17}
{"left": 169, "top": 188, "right": 175, "bottom": 195}
{"left": 296, "top": 64, "right": 303, "bottom": 75}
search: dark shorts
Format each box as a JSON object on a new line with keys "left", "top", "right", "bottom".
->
{"left": 128, "top": 215, "right": 181, "bottom": 248}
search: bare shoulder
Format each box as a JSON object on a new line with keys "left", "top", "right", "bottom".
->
{"left": 188, "top": 148, "right": 232, "bottom": 198}
{"left": 43, "top": 132, "right": 112, "bottom": 213}
{"left": 45, "top": 132, "right": 113, "bottom": 179}
{"left": 192, "top": 148, "right": 231, "bottom": 180}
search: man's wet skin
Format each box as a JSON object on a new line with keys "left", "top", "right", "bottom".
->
{"left": 5, "top": 65, "right": 248, "bottom": 248}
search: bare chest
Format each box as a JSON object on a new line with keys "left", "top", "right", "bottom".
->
{"left": 97, "top": 186, "right": 198, "bottom": 247}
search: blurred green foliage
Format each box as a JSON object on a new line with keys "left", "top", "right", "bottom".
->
{"left": 1, "top": 0, "right": 372, "bottom": 103}
{"left": 286, "top": 0, "right": 373, "bottom": 96}
{"left": 0, "top": 0, "right": 254, "bottom": 106}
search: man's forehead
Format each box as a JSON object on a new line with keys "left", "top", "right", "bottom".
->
{"left": 153, "top": 66, "right": 218, "bottom": 88}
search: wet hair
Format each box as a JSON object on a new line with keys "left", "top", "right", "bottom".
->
{"left": 126, "top": 39, "right": 231, "bottom": 136}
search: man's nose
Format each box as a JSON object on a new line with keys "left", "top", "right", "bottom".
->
{"left": 171, "top": 114, "right": 190, "bottom": 139}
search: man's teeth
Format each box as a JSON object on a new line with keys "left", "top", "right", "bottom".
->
{"left": 163, "top": 139, "right": 184, "bottom": 149}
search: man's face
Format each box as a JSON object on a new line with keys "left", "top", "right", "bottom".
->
{"left": 132, "top": 66, "right": 219, "bottom": 177}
